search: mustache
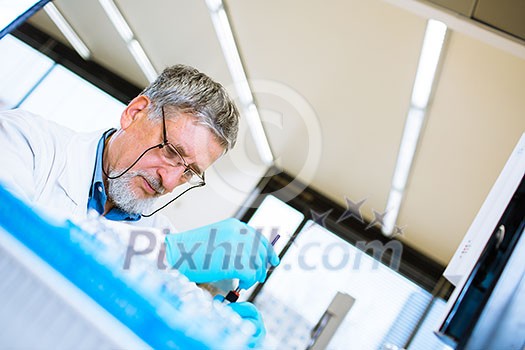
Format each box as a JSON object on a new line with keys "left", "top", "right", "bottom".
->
{"left": 140, "top": 172, "right": 166, "bottom": 195}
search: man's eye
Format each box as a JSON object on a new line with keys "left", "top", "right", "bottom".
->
{"left": 167, "top": 147, "right": 179, "bottom": 158}
{"left": 164, "top": 146, "right": 180, "bottom": 160}
{"left": 182, "top": 169, "right": 193, "bottom": 179}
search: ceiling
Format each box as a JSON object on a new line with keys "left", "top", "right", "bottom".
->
{"left": 27, "top": 0, "right": 525, "bottom": 265}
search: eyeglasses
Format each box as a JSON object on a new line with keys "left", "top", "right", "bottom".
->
{"left": 103, "top": 106, "right": 207, "bottom": 217}
{"left": 159, "top": 106, "right": 206, "bottom": 186}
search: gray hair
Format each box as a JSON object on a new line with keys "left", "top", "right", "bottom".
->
{"left": 141, "top": 64, "right": 239, "bottom": 151}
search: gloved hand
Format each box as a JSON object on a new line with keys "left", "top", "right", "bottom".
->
{"left": 165, "top": 218, "right": 279, "bottom": 289}
{"left": 215, "top": 296, "right": 266, "bottom": 349}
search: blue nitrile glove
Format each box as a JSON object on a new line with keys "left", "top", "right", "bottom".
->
{"left": 215, "top": 296, "right": 266, "bottom": 349}
{"left": 165, "top": 218, "right": 280, "bottom": 289}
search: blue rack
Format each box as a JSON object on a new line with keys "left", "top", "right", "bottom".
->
{"left": 0, "top": 184, "right": 248, "bottom": 349}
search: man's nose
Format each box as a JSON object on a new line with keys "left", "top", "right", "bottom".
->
{"left": 158, "top": 166, "right": 184, "bottom": 193}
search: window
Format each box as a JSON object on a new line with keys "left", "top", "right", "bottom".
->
{"left": 241, "top": 192, "right": 451, "bottom": 350}
{"left": 0, "top": 34, "right": 53, "bottom": 109}
{"left": 0, "top": 35, "right": 124, "bottom": 132}
{"left": 20, "top": 64, "right": 124, "bottom": 131}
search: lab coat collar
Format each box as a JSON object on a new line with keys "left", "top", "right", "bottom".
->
{"left": 57, "top": 130, "right": 104, "bottom": 215}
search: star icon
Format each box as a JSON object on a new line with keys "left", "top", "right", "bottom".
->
{"left": 365, "top": 209, "right": 388, "bottom": 230}
{"left": 337, "top": 197, "right": 366, "bottom": 224}
{"left": 392, "top": 225, "right": 406, "bottom": 238}
{"left": 310, "top": 209, "right": 332, "bottom": 228}
{"left": 287, "top": 231, "right": 302, "bottom": 248}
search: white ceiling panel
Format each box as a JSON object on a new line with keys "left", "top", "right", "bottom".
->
{"left": 226, "top": 0, "right": 427, "bottom": 212}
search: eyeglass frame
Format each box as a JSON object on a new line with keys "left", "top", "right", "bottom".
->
{"left": 103, "top": 105, "right": 207, "bottom": 217}
{"left": 159, "top": 106, "right": 206, "bottom": 186}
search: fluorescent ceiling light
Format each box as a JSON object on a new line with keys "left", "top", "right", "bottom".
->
{"left": 44, "top": 3, "right": 90, "bottom": 60}
{"left": 206, "top": 0, "right": 274, "bottom": 165}
{"left": 246, "top": 103, "right": 275, "bottom": 165}
{"left": 411, "top": 19, "right": 447, "bottom": 109}
{"left": 127, "top": 39, "right": 157, "bottom": 83}
{"left": 382, "top": 108, "right": 424, "bottom": 236}
{"left": 383, "top": 19, "right": 447, "bottom": 236}
{"left": 391, "top": 108, "right": 425, "bottom": 191}
{"left": 98, "top": 0, "right": 157, "bottom": 83}
{"left": 208, "top": 5, "right": 252, "bottom": 105}
{"left": 382, "top": 189, "right": 403, "bottom": 236}
{"left": 98, "top": 0, "right": 133, "bottom": 42}
{"left": 205, "top": 0, "right": 222, "bottom": 13}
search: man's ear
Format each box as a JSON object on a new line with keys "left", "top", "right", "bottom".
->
{"left": 120, "top": 95, "right": 150, "bottom": 129}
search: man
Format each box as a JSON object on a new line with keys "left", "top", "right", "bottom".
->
{"left": 0, "top": 64, "right": 277, "bottom": 346}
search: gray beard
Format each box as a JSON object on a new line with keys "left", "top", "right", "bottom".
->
{"left": 106, "top": 170, "right": 165, "bottom": 215}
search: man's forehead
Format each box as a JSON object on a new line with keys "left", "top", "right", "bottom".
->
{"left": 164, "top": 115, "right": 224, "bottom": 169}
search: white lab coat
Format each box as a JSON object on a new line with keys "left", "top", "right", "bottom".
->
{"left": 0, "top": 109, "right": 174, "bottom": 231}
